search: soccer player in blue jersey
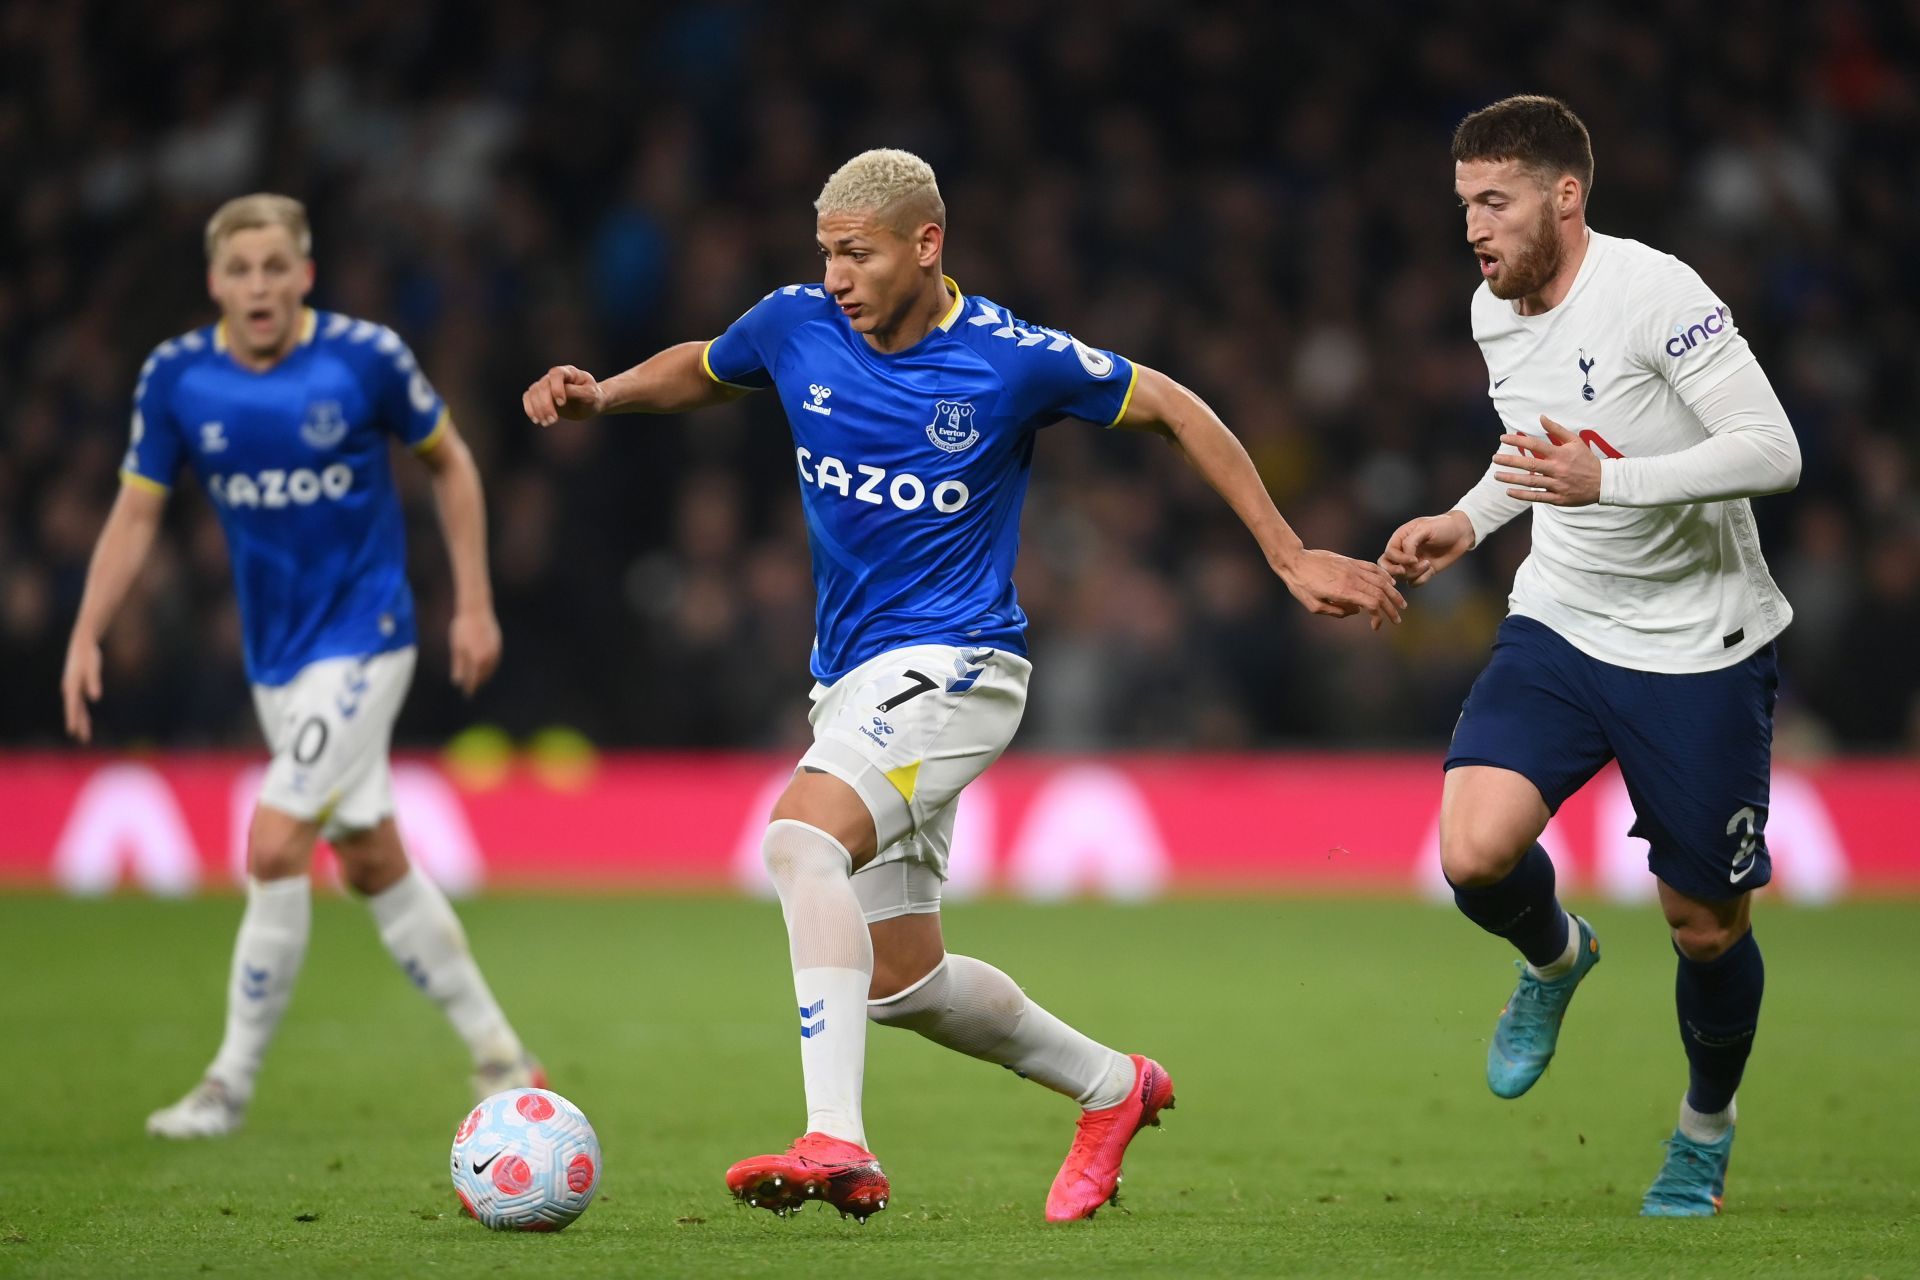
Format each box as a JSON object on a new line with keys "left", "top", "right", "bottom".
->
{"left": 524, "top": 149, "right": 1404, "bottom": 1221}
{"left": 62, "top": 194, "right": 544, "bottom": 1138}
{"left": 1382, "top": 98, "right": 1799, "bottom": 1215}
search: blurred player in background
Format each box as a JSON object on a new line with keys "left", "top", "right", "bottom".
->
{"left": 1381, "top": 97, "right": 1800, "bottom": 1215}
{"left": 63, "top": 194, "right": 544, "bottom": 1138}
{"left": 524, "top": 148, "right": 1404, "bottom": 1222}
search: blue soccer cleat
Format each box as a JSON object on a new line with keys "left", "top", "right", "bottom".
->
{"left": 1641, "top": 1126, "right": 1733, "bottom": 1216}
{"left": 1485, "top": 915, "right": 1601, "bottom": 1098}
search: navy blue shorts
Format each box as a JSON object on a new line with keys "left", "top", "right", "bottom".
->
{"left": 1445, "top": 615, "right": 1779, "bottom": 901}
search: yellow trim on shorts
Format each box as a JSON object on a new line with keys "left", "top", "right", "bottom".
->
{"left": 411, "top": 407, "right": 451, "bottom": 455}
{"left": 119, "top": 469, "right": 170, "bottom": 496}
{"left": 700, "top": 340, "right": 758, "bottom": 391}
{"left": 884, "top": 761, "right": 922, "bottom": 803}
{"left": 1105, "top": 361, "right": 1141, "bottom": 428}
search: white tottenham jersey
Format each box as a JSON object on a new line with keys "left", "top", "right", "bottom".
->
{"left": 1463, "top": 230, "right": 1793, "bottom": 673}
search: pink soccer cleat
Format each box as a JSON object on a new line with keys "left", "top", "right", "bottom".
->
{"left": 726, "top": 1131, "right": 890, "bottom": 1222}
{"left": 1046, "top": 1054, "right": 1175, "bottom": 1222}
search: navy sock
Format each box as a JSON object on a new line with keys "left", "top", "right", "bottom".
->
{"left": 1675, "top": 929, "right": 1764, "bottom": 1115}
{"left": 1448, "top": 843, "right": 1571, "bottom": 969}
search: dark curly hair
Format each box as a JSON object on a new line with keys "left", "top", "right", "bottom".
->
{"left": 1452, "top": 95, "right": 1594, "bottom": 199}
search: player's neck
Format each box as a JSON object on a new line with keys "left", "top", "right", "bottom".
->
{"left": 1515, "top": 224, "right": 1592, "bottom": 317}
{"left": 222, "top": 318, "right": 303, "bottom": 373}
{"left": 862, "top": 274, "right": 954, "bottom": 355}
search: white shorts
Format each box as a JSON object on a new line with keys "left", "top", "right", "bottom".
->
{"left": 800, "top": 643, "right": 1030, "bottom": 921}
{"left": 251, "top": 647, "right": 415, "bottom": 840}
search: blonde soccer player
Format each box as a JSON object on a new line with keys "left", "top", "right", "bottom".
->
{"left": 64, "top": 194, "right": 543, "bottom": 1137}
{"left": 524, "top": 149, "right": 1404, "bottom": 1222}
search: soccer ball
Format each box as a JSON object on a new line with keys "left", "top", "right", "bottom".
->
{"left": 450, "top": 1087, "right": 602, "bottom": 1231}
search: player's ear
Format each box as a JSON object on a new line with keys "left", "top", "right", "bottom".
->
{"left": 914, "top": 221, "right": 943, "bottom": 269}
{"left": 299, "top": 258, "right": 316, "bottom": 297}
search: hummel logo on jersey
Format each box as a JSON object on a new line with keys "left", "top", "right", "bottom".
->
{"left": 1578, "top": 352, "right": 1597, "bottom": 402}
{"left": 300, "top": 400, "right": 349, "bottom": 450}
{"left": 926, "top": 400, "right": 980, "bottom": 452}
{"left": 803, "top": 384, "right": 833, "bottom": 415}
{"left": 199, "top": 422, "right": 228, "bottom": 453}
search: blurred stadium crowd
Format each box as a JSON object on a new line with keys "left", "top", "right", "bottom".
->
{"left": 2, "top": 0, "right": 1915, "bottom": 752}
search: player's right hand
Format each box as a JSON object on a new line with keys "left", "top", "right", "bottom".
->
{"left": 523, "top": 365, "right": 605, "bottom": 426}
{"left": 1380, "top": 511, "right": 1476, "bottom": 587}
{"left": 1277, "top": 550, "right": 1407, "bottom": 630}
{"left": 61, "top": 637, "right": 103, "bottom": 743}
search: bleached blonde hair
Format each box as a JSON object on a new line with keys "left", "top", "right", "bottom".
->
{"left": 814, "top": 148, "right": 946, "bottom": 234}
{"left": 204, "top": 193, "right": 311, "bottom": 261}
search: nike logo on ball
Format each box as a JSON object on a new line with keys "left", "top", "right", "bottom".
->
{"left": 472, "top": 1151, "right": 502, "bottom": 1174}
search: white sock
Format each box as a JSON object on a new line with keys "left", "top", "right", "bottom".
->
{"left": 868, "top": 954, "right": 1137, "bottom": 1110}
{"left": 367, "top": 866, "right": 522, "bottom": 1066}
{"left": 207, "top": 875, "right": 312, "bottom": 1100}
{"left": 1528, "top": 914, "right": 1582, "bottom": 981}
{"left": 763, "top": 819, "right": 871, "bottom": 1146}
{"left": 1678, "top": 1095, "right": 1737, "bottom": 1143}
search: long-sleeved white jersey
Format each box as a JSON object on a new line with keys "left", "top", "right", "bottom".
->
{"left": 1454, "top": 230, "right": 1799, "bottom": 673}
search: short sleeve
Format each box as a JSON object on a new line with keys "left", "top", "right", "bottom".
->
{"left": 121, "top": 350, "right": 184, "bottom": 494}
{"left": 1631, "top": 258, "right": 1757, "bottom": 401}
{"left": 703, "top": 287, "right": 827, "bottom": 390}
{"left": 1014, "top": 332, "right": 1137, "bottom": 428}
{"left": 369, "top": 328, "right": 449, "bottom": 452}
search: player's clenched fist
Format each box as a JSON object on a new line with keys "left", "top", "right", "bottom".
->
{"left": 523, "top": 365, "right": 605, "bottom": 426}
{"left": 1381, "top": 510, "right": 1477, "bottom": 587}
{"left": 1275, "top": 549, "right": 1407, "bottom": 630}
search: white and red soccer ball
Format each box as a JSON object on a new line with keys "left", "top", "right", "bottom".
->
{"left": 450, "top": 1087, "right": 601, "bottom": 1231}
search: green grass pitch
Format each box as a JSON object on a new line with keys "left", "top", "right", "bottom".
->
{"left": 2, "top": 894, "right": 1915, "bottom": 1277}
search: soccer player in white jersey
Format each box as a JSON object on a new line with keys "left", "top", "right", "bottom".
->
{"left": 62, "top": 194, "right": 544, "bottom": 1138}
{"left": 524, "top": 148, "right": 1405, "bottom": 1221}
{"left": 1380, "top": 97, "right": 1800, "bottom": 1216}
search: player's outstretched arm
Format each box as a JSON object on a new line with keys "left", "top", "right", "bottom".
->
{"left": 415, "top": 420, "right": 501, "bottom": 696}
{"left": 61, "top": 484, "right": 168, "bottom": 742}
{"left": 522, "top": 342, "right": 749, "bottom": 426}
{"left": 1117, "top": 365, "right": 1405, "bottom": 628}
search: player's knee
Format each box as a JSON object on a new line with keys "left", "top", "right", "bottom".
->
{"left": 334, "top": 835, "right": 407, "bottom": 895}
{"left": 762, "top": 818, "right": 853, "bottom": 884}
{"left": 1438, "top": 829, "right": 1525, "bottom": 887}
{"left": 246, "top": 826, "right": 313, "bottom": 881}
{"left": 1670, "top": 918, "right": 1744, "bottom": 962}
{"left": 869, "top": 952, "right": 942, "bottom": 1003}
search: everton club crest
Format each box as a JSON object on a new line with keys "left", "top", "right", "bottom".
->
{"left": 300, "top": 400, "right": 349, "bottom": 450}
{"left": 926, "top": 400, "right": 979, "bottom": 453}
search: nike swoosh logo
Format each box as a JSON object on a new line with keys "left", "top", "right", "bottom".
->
{"left": 1492, "top": 376, "right": 1511, "bottom": 389}
{"left": 471, "top": 1151, "right": 502, "bottom": 1174}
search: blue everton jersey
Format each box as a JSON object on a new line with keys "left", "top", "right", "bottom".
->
{"left": 120, "top": 309, "right": 449, "bottom": 685}
{"left": 704, "top": 277, "right": 1137, "bottom": 683}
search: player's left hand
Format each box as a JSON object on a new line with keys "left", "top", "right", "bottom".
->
{"left": 449, "top": 609, "right": 502, "bottom": 695}
{"left": 1493, "top": 415, "right": 1602, "bottom": 506}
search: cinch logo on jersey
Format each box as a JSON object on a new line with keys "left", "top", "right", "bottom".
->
{"left": 1666, "top": 305, "right": 1733, "bottom": 357}
{"left": 795, "top": 449, "right": 970, "bottom": 513}
{"left": 207, "top": 464, "right": 354, "bottom": 508}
